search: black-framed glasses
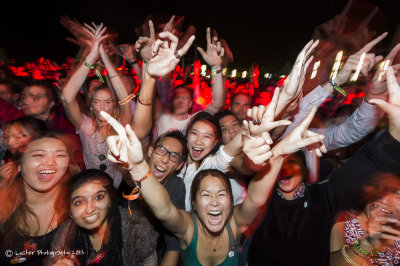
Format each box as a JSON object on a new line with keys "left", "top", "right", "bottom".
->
{"left": 153, "top": 145, "right": 182, "bottom": 163}
{"left": 97, "top": 154, "right": 107, "bottom": 171}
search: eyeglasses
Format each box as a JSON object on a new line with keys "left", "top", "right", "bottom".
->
{"left": 153, "top": 145, "right": 182, "bottom": 163}
{"left": 21, "top": 93, "right": 48, "bottom": 102}
{"left": 97, "top": 154, "right": 107, "bottom": 171}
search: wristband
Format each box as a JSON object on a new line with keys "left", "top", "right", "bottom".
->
{"left": 354, "top": 239, "right": 375, "bottom": 257}
{"left": 122, "top": 169, "right": 151, "bottom": 215}
{"left": 330, "top": 79, "right": 347, "bottom": 96}
{"left": 211, "top": 68, "right": 222, "bottom": 75}
{"left": 118, "top": 93, "right": 137, "bottom": 105}
{"left": 83, "top": 60, "right": 94, "bottom": 70}
{"left": 138, "top": 95, "right": 153, "bottom": 106}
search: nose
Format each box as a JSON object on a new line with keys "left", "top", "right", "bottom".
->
{"left": 161, "top": 153, "right": 170, "bottom": 163}
{"left": 45, "top": 153, "right": 57, "bottom": 165}
{"left": 210, "top": 194, "right": 218, "bottom": 206}
{"left": 380, "top": 193, "right": 394, "bottom": 205}
{"left": 100, "top": 101, "right": 106, "bottom": 110}
{"left": 86, "top": 199, "right": 95, "bottom": 214}
{"left": 7, "top": 136, "right": 18, "bottom": 149}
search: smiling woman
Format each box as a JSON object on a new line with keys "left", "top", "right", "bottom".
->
{"left": 47, "top": 169, "right": 159, "bottom": 266}
{"left": 0, "top": 132, "right": 79, "bottom": 265}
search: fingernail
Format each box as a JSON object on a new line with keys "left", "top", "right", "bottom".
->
{"left": 253, "top": 120, "right": 257, "bottom": 123}
{"left": 257, "top": 119, "right": 261, "bottom": 123}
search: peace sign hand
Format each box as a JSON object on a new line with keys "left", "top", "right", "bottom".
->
{"left": 197, "top": 27, "right": 224, "bottom": 68}
{"left": 245, "top": 88, "right": 292, "bottom": 139}
{"left": 272, "top": 106, "right": 326, "bottom": 157}
{"left": 100, "top": 111, "right": 146, "bottom": 177}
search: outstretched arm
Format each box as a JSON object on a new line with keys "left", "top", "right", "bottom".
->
{"left": 61, "top": 23, "right": 108, "bottom": 129}
{"left": 233, "top": 106, "right": 326, "bottom": 232}
{"left": 197, "top": 27, "right": 226, "bottom": 115}
{"left": 101, "top": 111, "right": 194, "bottom": 246}
{"left": 132, "top": 29, "right": 195, "bottom": 138}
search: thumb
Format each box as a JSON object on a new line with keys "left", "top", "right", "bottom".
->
{"left": 369, "top": 99, "right": 393, "bottom": 114}
{"left": 242, "top": 120, "right": 251, "bottom": 137}
{"left": 197, "top": 47, "right": 207, "bottom": 58}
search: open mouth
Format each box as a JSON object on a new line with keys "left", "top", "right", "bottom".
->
{"left": 279, "top": 175, "right": 293, "bottom": 186}
{"left": 84, "top": 213, "right": 100, "bottom": 223}
{"left": 192, "top": 147, "right": 204, "bottom": 158}
{"left": 37, "top": 169, "right": 56, "bottom": 181}
{"left": 153, "top": 165, "right": 166, "bottom": 178}
{"left": 372, "top": 203, "right": 392, "bottom": 216}
{"left": 207, "top": 210, "right": 222, "bottom": 225}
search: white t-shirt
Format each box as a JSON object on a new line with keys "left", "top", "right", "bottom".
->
{"left": 178, "top": 145, "right": 247, "bottom": 211}
{"left": 154, "top": 113, "right": 195, "bottom": 139}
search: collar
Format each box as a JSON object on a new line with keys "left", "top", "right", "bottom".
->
{"left": 277, "top": 182, "right": 307, "bottom": 200}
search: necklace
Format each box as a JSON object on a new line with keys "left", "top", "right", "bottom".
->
{"left": 202, "top": 229, "right": 224, "bottom": 253}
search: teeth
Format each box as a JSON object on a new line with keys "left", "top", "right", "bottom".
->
{"left": 208, "top": 211, "right": 221, "bottom": 215}
{"left": 193, "top": 148, "right": 203, "bottom": 151}
{"left": 85, "top": 214, "right": 99, "bottom": 222}
{"left": 381, "top": 208, "right": 391, "bottom": 214}
{"left": 38, "top": 170, "right": 56, "bottom": 174}
{"left": 155, "top": 166, "right": 165, "bottom": 172}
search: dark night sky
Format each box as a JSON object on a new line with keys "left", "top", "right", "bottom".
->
{"left": 0, "top": 0, "right": 399, "bottom": 74}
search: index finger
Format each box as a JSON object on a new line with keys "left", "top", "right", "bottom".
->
{"left": 163, "top": 15, "right": 175, "bottom": 32}
{"left": 100, "top": 111, "right": 128, "bottom": 141}
{"left": 298, "top": 105, "right": 317, "bottom": 130}
{"left": 340, "top": 0, "right": 353, "bottom": 17}
{"left": 149, "top": 20, "right": 155, "bottom": 40}
{"left": 359, "top": 32, "right": 387, "bottom": 54}
{"left": 177, "top": 35, "right": 196, "bottom": 57}
{"left": 386, "top": 43, "right": 400, "bottom": 63}
{"left": 359, "top": 6, "right": 379, "bottom": 28}
{"left": 265, "top": 87, "right": 280, "bottom": 119}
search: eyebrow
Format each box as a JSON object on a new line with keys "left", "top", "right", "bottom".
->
{"left": 71, "top": 190, "right": 107, "bottom": 202}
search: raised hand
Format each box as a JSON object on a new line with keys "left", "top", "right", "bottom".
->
{"left": 370, "top": 66, "right": 400, "bottom": 141}
{"left": 146, "top": 31, "right": 195, "bottom": 77}
{"left": 101, "top": 111, "right": 146, "bottom": 176}
{"left": 277, "top": 40, "right": 319, "bottom": 114}
{"left": 197, "top": 27, "right": 224, "bottom": 68}
{"left": 135, "top": 20, "right": 156, "bottom": 62}
{"left": 242, "top": 124, "right": 272, "bottom": 171}
{"left": 245, "top": 88, "right": 292, "bottom": 139}
{"left": 272, "top": 106, "right": 327, "bottom": 157}
{"left": 363, "top": 216, "right": 400, "bottom": 252}
{"left": 334, "top": 32, "right": 387, "bottom": 86}
{"left": 60, "top": 16, "right": 91, "bottom": 48}
{"left": 83, "top": 22, "right": 108, "bottom": 62}
{"left": 367, "top": 44, "right": 400, "bottom": 101}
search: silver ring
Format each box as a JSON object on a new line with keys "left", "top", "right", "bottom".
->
{"left": 174, "top": 50, "right": 181, "bottom": 60}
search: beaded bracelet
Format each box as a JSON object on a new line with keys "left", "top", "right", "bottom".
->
{"left": 83, "top": 60, "right": 94, "bottom": 70}
{"left": 118, "top": 93, "right": 137, "bottom": 106}
{"left": 138, "top": 95, "right": 153, "bottom": 106}
{"left": 354, "top": 239, "right": 375, "bottom": 257}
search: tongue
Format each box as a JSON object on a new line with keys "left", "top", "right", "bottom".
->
{"left": 279, "top": 178, "right": 291, "bottom": 185}
{"left": 193, "top": 149, "right": 202, "bottom": 157}
{"left": 209, "top": 214, "right": 220, "bottom": 220}
{"left": 38, "top": 173, "right": 54, "bottom": 181}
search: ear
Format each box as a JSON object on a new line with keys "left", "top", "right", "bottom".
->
{"left": 176, "top": 160, "right": 185, "bottom": 171}
{"left": 48, "top": 101, "right": 55, "bottom": 110}
{"left": 148, "top": 146, "right": 153, "bottom": 158}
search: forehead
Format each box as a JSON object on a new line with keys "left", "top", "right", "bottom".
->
{"left": 93, "top": 89, "right": 113, "bottom": 99}
{"left": 191, "top": 120, "right": 217, "bottom": 135}
{"left": 232, "top": 94, "right": 251, "bottom": 104}
{"left": 174, "top": 88, "right": 192, "bottom": 97}
{"left": 71, "top": 180, "right": 107, "bottom": 197}
{"left": 24, "top": 85, "right": 47, "bottom": 95}
{"left": 199, "top": 175, "right": 228, "bottom": 191}
{"left": 6, "top": 123, "right": 28, "bottom": 134}
{"left": 25, "top": 137, "right": 66, "bottom": 152}
{"left": 219, "top": 115, "right": 239, "bottom": 126}
{"left": 160, "top": 137, "right": 184, "bottom": 153}
{"left": 0, "top": 84, "right": 12, "bottom": 93}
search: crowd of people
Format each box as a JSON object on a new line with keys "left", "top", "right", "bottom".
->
{"left": 1, "top": 1, "right": 400, "bottom": 265}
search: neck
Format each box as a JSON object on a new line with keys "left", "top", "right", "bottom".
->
{"left": 24, "top": 183, "right": 60, "bottom": 208}
{"left": 172, "top": 112, "right": 189, "bottom": 121}
{"left": 89, "top": 219, "right": 108, "bottom": 252}
{"left": 277, "top": 189, "right": 295, "bottom": 200}
{"left": 35, "top": 112, "right": 50, "bottom": 121}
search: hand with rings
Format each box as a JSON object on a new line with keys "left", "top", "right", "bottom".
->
{"left": 197, "top": 27, "right": 224, "bottom": 68}
{"left": 146, "top": 31, "right": 195, "bottom": 77}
